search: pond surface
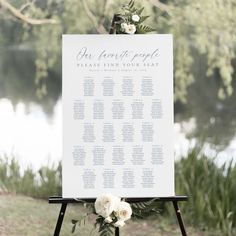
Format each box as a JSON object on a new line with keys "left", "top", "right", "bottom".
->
{"left": 0, "top": 98, "right": 235, "bottom": 170}
{"left": 0, "top": 98, "right": 61, "bottom": 169}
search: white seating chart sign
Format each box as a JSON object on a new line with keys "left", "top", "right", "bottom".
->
{"left": 62, "top": 34, "right": 174, "bottom": 198}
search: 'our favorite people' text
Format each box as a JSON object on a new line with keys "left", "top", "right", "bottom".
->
{"left": 76, "top": 47, "right": 159, "bottom": 62}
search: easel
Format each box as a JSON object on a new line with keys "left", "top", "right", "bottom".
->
{"left": 50, "top": 14, "right": 188, "bottom": 236}
{"left": 49, "top": 196, "right": 188, "bottom": 236}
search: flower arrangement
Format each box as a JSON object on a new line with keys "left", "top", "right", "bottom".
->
{"left": 94, "top": 194, "right": 132, "bottom": 228}
{"left": 71, "top": 193, "right": 159, "bottom": 236}
{"left": 115, "top": 0, "right": 155, "bottom": 34}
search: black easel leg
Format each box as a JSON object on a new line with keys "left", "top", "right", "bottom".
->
{"left": 53, "top": 203, "right": 67, "bottom": 236}
{"left": 172, "top": 201, "right": 187, "bottom": 236}
{"left": 115, "top": 227, "right": 120, "bottom": 236}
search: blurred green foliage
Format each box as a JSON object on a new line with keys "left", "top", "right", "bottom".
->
{"left": 175, "top": 148, "right": 236, "bottom": 236}
{"left": 0, "top": 155, "right": 61, "bottom": 198}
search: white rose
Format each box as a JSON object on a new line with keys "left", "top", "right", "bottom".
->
{"left": 124, "top": 24, "right": 136, "bottom": 34}
{"left": 132, "top": 14, "right": 140, "bottom": 22}
{"left": 116, "top": 201, "right": 132, "bottom": 221}
{"left": 114, "top": 219, "right": 125, "bottom": 227}
{"left": 95, "top": 194, "right": 121, "bottom": 218}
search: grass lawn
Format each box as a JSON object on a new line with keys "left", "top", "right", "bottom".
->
{"left": 0, "top": 194, "right": 212, "bottom": 236}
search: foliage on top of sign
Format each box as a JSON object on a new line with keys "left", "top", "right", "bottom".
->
{"left": 115, "top": 0, "right": 155, "bottom": 34}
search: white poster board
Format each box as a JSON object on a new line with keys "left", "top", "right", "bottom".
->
{"left": 62, "top": 34, "right": 174, "bottom": 198}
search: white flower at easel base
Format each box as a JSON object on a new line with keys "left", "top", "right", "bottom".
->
{"left": 95, "top": 193, "right": 120, "bottom": 218}
{"left": 94, "top": 194, "right": 132, "bottom": 229}
{"left": 115, "top": 201, "right": 132, "bottom": 223}
{"left": 132, "top": 14, "right": 140, "bottom": 22}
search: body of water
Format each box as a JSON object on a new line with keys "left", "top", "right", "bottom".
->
{"left": 0, "top": 98, "right": 61, "bottom": 169}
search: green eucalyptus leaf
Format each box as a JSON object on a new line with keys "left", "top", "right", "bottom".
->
{"left": 128, "top": 0, "right": 135, "bottom": 9}
{"left": 136, "top": 7, "right": 144, "bottom": 15}
{"left": 136, "top": 24, "right": 155, "bottom": 34}
{"left": 99, "top": 225, "right": 113, "bottom": 236}
{"left": 139, "top": 15, "right": 150, "bottom": 23}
